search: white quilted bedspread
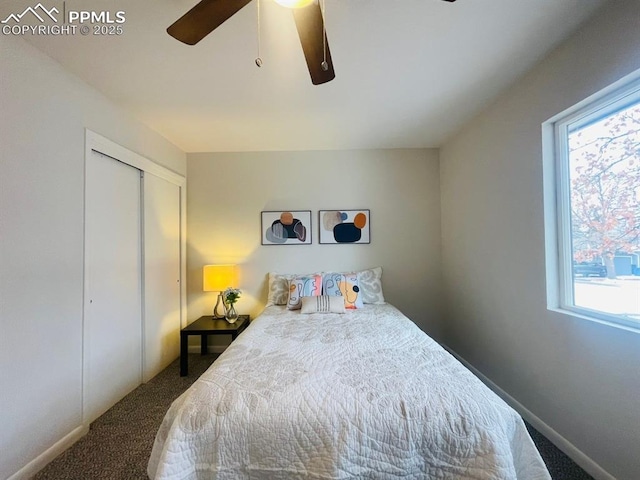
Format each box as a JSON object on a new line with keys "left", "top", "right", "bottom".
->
{"left": 148, "top": 305, "right": 551, "bottom": 480}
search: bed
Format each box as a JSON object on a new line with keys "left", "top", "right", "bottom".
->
{"left": 148, "top": 302, "right": 551, "bottom": 479}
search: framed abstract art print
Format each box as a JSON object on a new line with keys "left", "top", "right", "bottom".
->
{"left": 261, "top": 210, "right": 312, "bottom": 245}
{"left": 319, "top": 210, "right": 370, "bottom": 244}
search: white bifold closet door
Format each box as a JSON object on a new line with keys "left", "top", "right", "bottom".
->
{"left": 143, "top": 173, "right": 181, "bottom": 382}
{"left": 84, "top": 150, "right": 142, "bottom": 424}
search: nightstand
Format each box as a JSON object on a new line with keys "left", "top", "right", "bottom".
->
{"left": 180, "top": 315, "right": 250, "bottom": 376}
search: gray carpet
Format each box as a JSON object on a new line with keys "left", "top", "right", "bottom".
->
{"left": 33, "top": 354, "right": 594, "bottom": 479}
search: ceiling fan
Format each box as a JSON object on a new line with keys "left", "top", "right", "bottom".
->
{"left": 167, "top": 0, "right": 458, "bottom": 86}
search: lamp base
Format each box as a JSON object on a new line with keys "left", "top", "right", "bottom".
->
{"left": 213, "top": 293, "right": 226, "bottom": 319}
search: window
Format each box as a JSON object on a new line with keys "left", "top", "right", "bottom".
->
{"left": 545, "top": 76, "right": 640, "bottom": 330}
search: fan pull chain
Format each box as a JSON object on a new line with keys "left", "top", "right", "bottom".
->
{"left": 321, "top": 0, "right": 328, "bottom": 71}
{"left": 255, "top": 0, "right": 263, "bottom": 67}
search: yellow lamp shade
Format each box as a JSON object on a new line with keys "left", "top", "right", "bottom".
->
{"left": 203, "top": 265, "right": 237, "bottom": 292}
{"left": 274, "top": 0, "right": 314, "bottom": 8}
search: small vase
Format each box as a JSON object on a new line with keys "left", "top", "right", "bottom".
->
{"left": 225, "top": 303, "right": 239, "bottom": 324}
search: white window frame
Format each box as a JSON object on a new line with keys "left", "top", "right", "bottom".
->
{"left": 543, "top": 72, "right": 640, "bottom": 333}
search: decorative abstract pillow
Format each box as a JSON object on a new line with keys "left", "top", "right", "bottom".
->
{"left": 321, "top": 272, "right": 343, "bottom": 297}
{"left": 300, "top": 295, "right": 346, "bottom": 314}
{"left": 266, "top": 272, "right": 294, "bottom": 306}
{"left": 287, "top": 275, "right": 322, "bottom": 310}
{"left": 357, "top": 267, "right": 385, "bottom": 304}
{"left": 321, "top": 272, "right": 364, "bottom": 309}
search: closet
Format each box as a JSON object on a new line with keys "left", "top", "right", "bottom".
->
{"left": 83, "top": 131, "right": 185, "bottom": 424}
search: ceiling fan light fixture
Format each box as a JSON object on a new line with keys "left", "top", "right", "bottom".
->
{"left": 274, "top": 0, "right": 314, "bottom": 9}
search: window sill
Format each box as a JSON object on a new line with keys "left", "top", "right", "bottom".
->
{"left": 548, "top": 306, "right": 640, "bottom": 334}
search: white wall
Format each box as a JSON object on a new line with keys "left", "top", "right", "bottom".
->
{"left": 187, "top": 149, "right": 442, "bottom": 338}
{"left": 439, "top": 2, "right": 640, "bottom": 479}
{"left": 0, "top": 36, "right": 186, "bottom": 480}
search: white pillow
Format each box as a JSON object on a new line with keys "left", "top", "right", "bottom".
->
{"left": 266, "top": 272, "right": 294, "bottom": 306}
{"left": 357, "top": 267, "right": 385, "bottom": 304}
{"left": 301, "top": 295, "right": 346, "bottom": 314}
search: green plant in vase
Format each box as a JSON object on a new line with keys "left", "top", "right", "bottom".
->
{"left": 223, "top": 287, "right": 241, "bottom": 323}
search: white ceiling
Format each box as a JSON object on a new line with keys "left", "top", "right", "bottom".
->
{"left": 6, "top": 0, "right": 607, "bottom": 152}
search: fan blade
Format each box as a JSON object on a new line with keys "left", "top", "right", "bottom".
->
{"left": 167, "top": 0, "right": 253, "bottom": 45}
{"left": 292, "top": 2, "right": 335, "bottom": 85}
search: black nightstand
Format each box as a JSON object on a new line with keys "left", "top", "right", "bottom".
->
{"left": 180, "top": 315, "right": 250, "bottom": 376}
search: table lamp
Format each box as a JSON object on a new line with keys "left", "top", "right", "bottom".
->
{"left": 203, "top": 264, "right": 237, "bottom": 318}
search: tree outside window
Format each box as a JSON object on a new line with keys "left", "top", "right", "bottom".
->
{"left": 568, "top": 103, "right": 640, "bottom": 279}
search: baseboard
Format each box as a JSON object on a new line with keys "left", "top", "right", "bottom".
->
{"left": 443, "top": 345, "right": 616, "bottom": 480}
{"left": 7, "top": 424, "right": 89, "bottom": 480}
{"left": 187, "top": 345, "right": 227, "bottom": 354}
{"left": 8, "top": 345, "right": 225, "bottom": 479}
